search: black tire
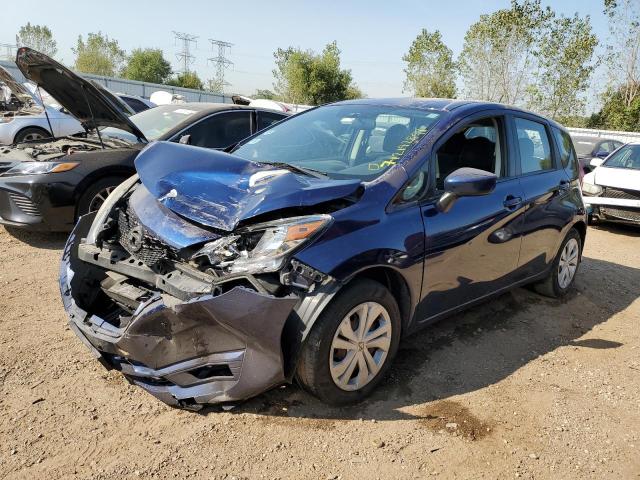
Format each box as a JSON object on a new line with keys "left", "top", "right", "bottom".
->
{"left": 14, "top": 127, "right": 52, "bottom": 144}
{"left": 533, "top": 228, "right": 582, "bottom": 298}
{"left": 295, "top": 278, "right": 401, "bottom": 405}
{"left": 76, "top": 176, "right": 126, "bottom": 218}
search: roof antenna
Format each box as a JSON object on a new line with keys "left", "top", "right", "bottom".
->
{"left": 80, "top": 84, "right": 105, "bottom": 150}
{"left": 36, "top": 85, "right": 56, "bottom": 142}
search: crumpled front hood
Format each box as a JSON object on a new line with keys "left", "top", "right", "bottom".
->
{"left": 135, "top": 141, "right": 362, "bottom": 231}
{"left": 593, "top": 166, "right": 640, "bottom": 191}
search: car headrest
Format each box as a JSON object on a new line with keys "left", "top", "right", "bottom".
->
{"left": 460, "top": 137, "right": 495, "bottom": 172}
{"left": 383, "top": 124, "right": 409, "bottom": 153}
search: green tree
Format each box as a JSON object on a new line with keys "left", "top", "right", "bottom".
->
{"left": 458, "top": 0, "right": 552, "bottom": 105}
{"left": 15, "top": 23, "right": 57, "bottom": 57}
{"left": 587, "top": 86, "right": 640, "bottom": 131}
{"left": 273, "top": 41, "right": 362, "bottom": 105}
{"left": 603, "top": 0, "right": 640, "bottom": 108}
{"left": 122, "top": 48, "right": 172, "bottom": 84}
{"left": 252, "top": 88, "right": 278, "bottom": 100}
{"left": 167, "top": 71, "right": 204, "bottom": 90}
{"left": 527, "top": 13, "right": 598, "bottom": 121}
{"left": 402, "top": 29, "right": 456, "bottom": 98}
{"left": 72, "top": 32, "right": 126, "bottom": 76}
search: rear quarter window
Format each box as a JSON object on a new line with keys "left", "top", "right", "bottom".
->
{"left": 552, "top": 127, "right": 579, "bottom": 180}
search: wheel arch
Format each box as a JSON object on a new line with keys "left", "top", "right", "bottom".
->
{"left": 573, "top": 220, "right": 587, "bottom": 258}
{"left": 281, "top": 264, "right": 413, "bottom": 379}
{"left": 13, "top": 125, "right": 52, "bottom": 143}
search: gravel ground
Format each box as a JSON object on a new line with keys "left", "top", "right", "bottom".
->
{"left": 0, "top": 223, "right": 638, "bottom": 479}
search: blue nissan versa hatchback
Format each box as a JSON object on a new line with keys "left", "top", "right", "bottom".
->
{"left": 60, "top": 98, "right": 586, "bottom": 408}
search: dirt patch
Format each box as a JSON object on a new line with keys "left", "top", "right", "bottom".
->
{"left": 417, "top": 400, "right": 492, "bottom": 440}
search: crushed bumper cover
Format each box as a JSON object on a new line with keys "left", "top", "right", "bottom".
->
{"left": 59, "top": 215, "right": 299, "bottom": 408}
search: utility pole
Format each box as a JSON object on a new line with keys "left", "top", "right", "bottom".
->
{"left": 172, "top": 32, "right": 198, "bottom": 74}
{"left": 207, "top": 39, "right": 233, "bottom": 93}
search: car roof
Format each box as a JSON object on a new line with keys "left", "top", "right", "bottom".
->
{"left": 330, "top": 97, "right": 562, "bottom": 126}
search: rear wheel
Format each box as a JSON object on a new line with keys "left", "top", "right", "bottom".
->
{"left": 534, "top": 228, "right": 581, "bottom": 298}
{"left": 295, "top": 279, "right": 401, "bottom": 405}
{"left": 76, "top": 176, "right": 125, "bottom": 218}
{"left": 14, "top": 127, "right": 51, "bottom": 144}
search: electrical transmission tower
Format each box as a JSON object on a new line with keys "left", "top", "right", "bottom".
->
{"left": 172, "top": 32, "right": 198, "bottom": 74}
{"left": 207, "top": 39, "right": 233, "bottom": 93}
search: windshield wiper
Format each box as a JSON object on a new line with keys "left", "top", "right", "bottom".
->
{"left": 259, "top": 161, "right": 328, "bottom": 179}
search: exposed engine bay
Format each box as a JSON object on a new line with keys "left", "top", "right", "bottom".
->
{"left": 75, "top": 181, "right": 330, "bottom": 324}
{"left": 0, "top": 135, "right": 131, "bottom": 162}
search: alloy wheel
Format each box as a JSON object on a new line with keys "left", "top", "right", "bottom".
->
{"left": 88, "top": 186, "right": 116, "bottom": 213}
{"left": 22, "top": 132, "right": 47, "bottom": 141}
{"left": 558, "top": 238, "right": 579, "bottom": 289}
{"left": 329, "top": 301, "right": 392, "bottom": 391}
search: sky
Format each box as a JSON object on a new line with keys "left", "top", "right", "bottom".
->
{"left": 2, "top": 0, "right": 613, "bottom": 100}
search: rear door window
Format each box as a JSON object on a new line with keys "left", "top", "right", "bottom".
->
{"left": 180, "top": 111, "right": 252, "bottom": 149}
{"left": 514, "top": 117, "right": 554, "bottom": 174}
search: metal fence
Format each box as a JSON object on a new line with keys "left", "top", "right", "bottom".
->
{"left": 567, "top": 127, "right": 640, "bottom": 144}
{"left": 0, "top": 60, "right": 234, "bottom": 103}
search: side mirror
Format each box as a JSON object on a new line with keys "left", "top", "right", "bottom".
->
{"left": 178, "top": 134, "right": 191, "bottom": 145}
{"left": 595, "top": 151, "right": 609, "bottom": 159}
{"left": 437, "top": 167, "right": 497, "bottom": 213}
{"left": 590, "top": 157, "right": 604, "bottom": 168}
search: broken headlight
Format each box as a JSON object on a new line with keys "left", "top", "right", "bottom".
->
{"left": 192, "top": 215, "right": 331, "bottom": 275}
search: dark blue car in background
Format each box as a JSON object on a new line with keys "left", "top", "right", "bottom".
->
{"left": 60, "top": 98, "right": 586, "bottom": 409}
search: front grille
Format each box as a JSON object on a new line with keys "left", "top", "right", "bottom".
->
{"left": 601, "top": 187, "right": 640, "bottom": 222}
{"left": 9, "top": 192, "right": 41, "bottom": 216}
{"left": 117, "top": 207, "right": 173, "bottom": 267}
{"left": 602, "top": 187, "right": 640, "bottom": 201}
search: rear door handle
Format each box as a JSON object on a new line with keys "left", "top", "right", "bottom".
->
{"left": 503, "top": 195, "right": 523, "bottom": 210}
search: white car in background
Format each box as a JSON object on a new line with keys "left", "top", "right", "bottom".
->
{"left": 0, "top": 65, "right": 83, "bottom": 144}
{"left": 582, "top": 142, "right": 640, "bottom": 225}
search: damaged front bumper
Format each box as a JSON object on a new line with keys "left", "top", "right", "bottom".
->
{"left": 60, "top": 215, "right": 300, "bottom": 409}
{"left": 584, "top": 194, "right": 640, "bottom": 225}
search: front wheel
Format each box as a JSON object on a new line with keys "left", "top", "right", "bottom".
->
{"left": 534, "top": 228, "right": 582, "bottom": 298}
{"left": 76, "top": 176, "right": 125, "bottom": 218}
{"left": 295, "top": 278, "right": 401, "bottom": 405}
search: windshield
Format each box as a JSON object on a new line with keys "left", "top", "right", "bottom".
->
{"left": 603, "top": 144, "right": 640, "bottom": 170}
{"left": 101, "top": 104, "right": 202, "bottom": 142}
{"left": 573, "top": 138, "right": 597, "bottom": 156}
{"left": 233, "top": 104, "right": 442, "bottom": 180}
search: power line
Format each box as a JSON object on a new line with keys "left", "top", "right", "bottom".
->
{"left": 172, "top": 32, "right": 198, "bottom": 74}
{"left": 208, "top": 39, "right": 233, "bottom": 93}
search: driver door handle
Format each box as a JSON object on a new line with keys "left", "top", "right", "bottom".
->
{"left": 503, "top": 195, "right": 522, "bottom": 210}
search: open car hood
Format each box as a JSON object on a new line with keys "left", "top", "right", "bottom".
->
{"left": 15, "top": 47, "right": 146, "bottom": 141}
{"left": 135, "top": 141, "right": 362, "bottom": 232}
{"left": 0, "top": 65, "right": 37, "bottom": 108}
